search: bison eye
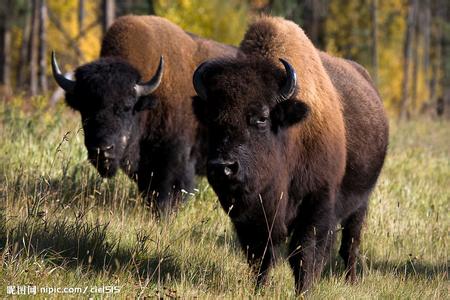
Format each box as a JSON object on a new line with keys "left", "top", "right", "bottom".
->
{"left": 249, "top": 116, "right": 268, "bottom": 129}
{"left": 256, "top": 117, "right": 267, "bottom": 125}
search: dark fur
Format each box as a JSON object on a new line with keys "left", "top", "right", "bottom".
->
{"left": 64, "top": 16, "right": 238, "bottom": 212}
{"left": 192, "top": 16, "right": 388, "bottom": 293}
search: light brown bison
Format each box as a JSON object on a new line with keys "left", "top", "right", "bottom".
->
{"left": 52, "top": 16, "right": 238, "bottom": 213}
{"left": 192, "top": 16, "right": 388, "bottom": 293}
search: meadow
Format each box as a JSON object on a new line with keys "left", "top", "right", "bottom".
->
{"left": 0, "top": 99, "right": 448, "bottom": 298}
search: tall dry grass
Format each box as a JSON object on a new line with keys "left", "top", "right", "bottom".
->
{"left": 0, "top": 100, "right": 448, "bottom": 298}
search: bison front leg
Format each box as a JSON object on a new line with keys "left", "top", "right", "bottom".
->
{"left": 234, "top": 220, "right": 284, "bottom": 289}
{"left": 288, "top": 190, "right": 337, "bottom": 294}
{"left": 248, "top": 242, "right": 275, "bottom": 289}
{"left": 137, "top": 141, "right": 196, "bottom": 215}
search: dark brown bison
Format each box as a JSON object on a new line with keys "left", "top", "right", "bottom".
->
{"left": 192, "top": 16, "right": 388, "bottom": 293}
{"left": 52, "top": 16, "right": 238, "bottom": 212}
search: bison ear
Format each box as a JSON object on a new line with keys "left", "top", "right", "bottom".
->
{"left": 271, "top": 99, "right": 309, "bottom": 129}
{"left": 134, "top": 96, "right": 159, "bottom": 112}
{"left": 192, "top": 96, "right": 207, "bottom": 124}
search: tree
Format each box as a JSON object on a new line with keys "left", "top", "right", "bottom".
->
{"left": 262, "top": 0, "right": 328, "bottom": 49}
{"left": 101, "top": 0, "right": 115, "bottom": 35}
{"left": 326, "top": 0, "right": 371, "bottom": 61}
{"left": 155, "top": 0, "right": 248, "bottom": 45}
{"left": 0, "top": 0, "right": 13, "bottom": 94}
{"left": 301, "top": 0, "right": 327, "bottom": 48}
{"left": 38, "top": 0, "right": 48, "bottom": 93}
{"left": 370, "top": 0, "right": 379, "bottom": 87}
{"left": 399, "top": 0, "right": 418, "bottom": 120}
{"left": 410, "top": 1, "right": 420, "bottom": 113}
{"left": 115, "top": 0, "right": 155, "bottom": 15}
{"left": 147, "top": 0, "right": 155, "bottom": 14}
{"left": 16, "top": 1, "right": 32, "bottom": 90}
{"left": 78, "top": 0, "right": 85, "bottom": 33}
{"left": 29, "top": 0, "right": 39, "bottom": 96}
{"left": 422, "top": 0, "right": 431, "bottom": 104}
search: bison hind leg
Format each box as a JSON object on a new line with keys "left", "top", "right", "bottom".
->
{"left": 339, "top": 200, "right": 368, "bottom": 283}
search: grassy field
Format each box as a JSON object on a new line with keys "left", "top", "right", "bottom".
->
{"left": 0, "top": 100, "right": 448, "bottom": 299}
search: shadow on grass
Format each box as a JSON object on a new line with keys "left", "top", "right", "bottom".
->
{"left": 368, "top": 259, "right": 448, "bottom": 280}
{"left": 320, "top": 250, "right": 448, "bottom": 282}
{"left": 0, "top": 214, "right": 228, "bottom": 290}
{"left": 0, "top": 216, "right": 174, "bottom": 276}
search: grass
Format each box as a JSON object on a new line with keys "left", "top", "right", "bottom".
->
{"left": 0, "top": 99, "right": 448, "bottom": 298}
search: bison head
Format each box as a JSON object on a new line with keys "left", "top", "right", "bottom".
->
{"left": 192, "top": 58, "right": 309, "bottom": 214}
{"left": 52, "top": 52, "right": 164, "bottom": 178}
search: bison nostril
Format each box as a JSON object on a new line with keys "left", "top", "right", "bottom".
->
{"left": 223, "top": 161, "right": 239, "bottom": 177}
{"left": 224, "top": 166, "right": 233, "bottom": 176}
{"left": 103, "top": 151, "right": 113, "bottom": 158}
{"left": 104, "top": 144, "right": 114, "bottom": 151}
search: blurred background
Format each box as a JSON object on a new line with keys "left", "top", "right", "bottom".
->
{"left": 0, "top": 0, "right": 448, "bottom": 119}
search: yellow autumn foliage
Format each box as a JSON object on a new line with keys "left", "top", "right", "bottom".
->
{"left": 47, "top": 0, "right": 101, "bottom": 68}
{"left": 155, "top": 0, "right": 248, "bottom": 45}
{"left": 325, "top": 0, "right": 430, "bottom": 114}
{"left": 5, "top": 0, "right": 436, "bottom": 116}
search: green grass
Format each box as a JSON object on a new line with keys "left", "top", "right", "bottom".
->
{"left": 0, "top": 100, "right": 448, "bottom": 298}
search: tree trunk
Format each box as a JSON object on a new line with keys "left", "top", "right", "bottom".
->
{"left": 0, "top": 0, "right": 12, "bottom": 94}
{"left": 266, "top": 0, "right": 327, "bottom": 49}
{"left": 101, "top": 0, "right": 115, "bottom": 36}
{"left": 29, "top": 0, "right": 39, "bottom": 96}
{"left": 399, "top": 0, "right": 418, "bottom": 120}
{"left": 426, "top": 17, "right": 441, "bottom": 117}
{"left": 302, "top": 0, "right": 326, "bottom": 48}
{"left": 38, "top": 0, "right": 48, "bottom": 94}
{"left": 422, "top": 0, "right": 431, "bottom": 103}
{"left": 16, "top": 2, "right": 31, "bottom": 90}
{"left": 370, "top": 0, "right": 379, "bottom": 87}
{"left": 410, "top": 8, "right": 420, "bottom": 113}
{"left": 305, "top": 0, "right": 319, "bottom": 45}
{"left": 78, "top": 0, "right": 85, "bottom": 34}
{"left": 148, "top": 0, "right": 155, "bottom": 15}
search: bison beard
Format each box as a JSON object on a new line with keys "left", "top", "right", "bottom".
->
{"left": 52, "top": 16, "right": 239, "bottom": 214}
{"left": 192, "top": 16, "right": 388, "bottom": 294}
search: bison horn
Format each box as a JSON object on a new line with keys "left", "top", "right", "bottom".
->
{"left": 51, "top": 51, "right": 75, "bottom": 93}
{"left": 135, "top": 56, "right": 164, "bottom": 97}
{"left": 279, "top": 58, "right": 297, "bottom": 101}
{"left": 192, "top": 61, "right": 209, "bottom": 100}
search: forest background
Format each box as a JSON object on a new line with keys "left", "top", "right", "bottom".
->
{"left": 0, "top": 0, "right": 449, "bottom": 118}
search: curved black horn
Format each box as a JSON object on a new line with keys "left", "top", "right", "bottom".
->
{"left": 192, "top": 61, "right": 209, "bottom": 100}
{"left": 51, "top": 51, "right": 75, "bottom": 93}
{"left": 135, "top": 56, "right": 164, "bottom": 97}
{"left": 279, "top": 58, "right": 297, "bottom": 101}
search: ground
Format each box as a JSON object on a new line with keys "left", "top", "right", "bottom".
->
{"left": 0, "top": 99, "right": 448, "bottom": 298}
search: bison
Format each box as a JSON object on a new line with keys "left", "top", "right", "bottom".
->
{"left": 51, "top": 16, "right": 238, "bottom": 212}
{"left": 192, "top": 16, "right": 388, "bottom": 293}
